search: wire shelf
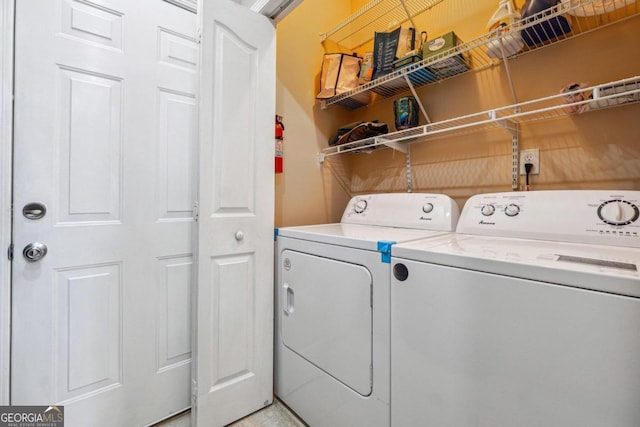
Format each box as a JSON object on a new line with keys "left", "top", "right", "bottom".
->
{"left": 319, "top": 76, "right": 640, "bottom": 159}
{"left": 319, "top": 0, "right": 446, "bottom": 50}
{"left": 320, "top": 0, "right": 640, "bottom": 110}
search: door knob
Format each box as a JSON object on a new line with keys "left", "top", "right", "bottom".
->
{"left": 235, "top": 231, "right": 244, "bottom": 241}
{"left": 23, "top": 242, "right": 47, "bottom": 262}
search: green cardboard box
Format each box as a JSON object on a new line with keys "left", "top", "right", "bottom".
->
{"left": 422, "top": 31, "right": 470, "bottom": 79}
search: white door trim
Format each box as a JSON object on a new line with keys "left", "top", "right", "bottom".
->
{"left": 164, "top": 0, "right": 197, "bottom": 12}
{"left": 0, "top": 0, "right": 14, "bottom": 406}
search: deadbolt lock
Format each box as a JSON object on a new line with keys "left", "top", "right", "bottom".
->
{"left": 23, "top": 202, "right": 47, "bottom": 220}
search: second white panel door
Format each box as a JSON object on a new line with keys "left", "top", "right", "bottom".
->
{"left": 12, "top": 1, "right": 197, "bottom": 425}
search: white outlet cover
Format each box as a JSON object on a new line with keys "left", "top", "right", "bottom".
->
{"left": 519, "top": 149, "right": 539, "bottom": 175}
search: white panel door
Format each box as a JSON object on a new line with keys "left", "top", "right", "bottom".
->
{"left": 12, "top": 1, "right": 197, "bottom": 425}
{"left": 194, "top": 0, "right": 275, "bottom": 425}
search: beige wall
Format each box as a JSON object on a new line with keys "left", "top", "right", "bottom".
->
{"left": 276, "top": 0, "right": 640, "bottom": 224}
{"left": 274, "top": 0, "right": 354, "bottom": 227}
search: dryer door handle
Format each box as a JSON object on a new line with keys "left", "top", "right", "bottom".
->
{"left": 283, "top": 283, "right": 294, "bottom": 315}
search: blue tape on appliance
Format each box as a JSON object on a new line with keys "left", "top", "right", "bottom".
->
{"left": 377, "top": 240, "right": 396, "bottom": 263}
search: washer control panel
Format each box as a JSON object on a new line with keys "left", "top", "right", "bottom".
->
{"left": 457, "top": 191, "right": 640, "bottom": 248}
{"left": 341, "top": 193, "right": 460, "bottom": 231}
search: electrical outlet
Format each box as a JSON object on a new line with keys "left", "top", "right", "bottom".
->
{"left": 519, "top": 149, "right": 539, "bottom": 175}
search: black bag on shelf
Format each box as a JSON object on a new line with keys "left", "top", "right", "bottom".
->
{"left": 329, "top": 121, "right": 389, "bottom": 150}
{"left": 372, "top": 27, "right": 401, "bottom": 81}
{"left": 520, "top": 0, "right": 572, "bottom": 46}
{"left": 328, "top": 121, "right": 364, "bottom": 146}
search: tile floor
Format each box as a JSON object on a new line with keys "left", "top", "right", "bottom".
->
{"left": 155, "top": 399, "right": 307, "bottom": 427}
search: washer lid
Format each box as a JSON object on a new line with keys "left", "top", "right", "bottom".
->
{"left": 392, "top": 234, "right": 640, "bottom": 298}
{"left": 278, "top": 223, "right": 449, "bottom": 251}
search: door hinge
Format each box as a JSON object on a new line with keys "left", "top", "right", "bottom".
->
{"left": 194, "top": 200, "right": 199, "bottom": 222}
{"left": 7, "top": 243, "right": 13, "bottom": 261}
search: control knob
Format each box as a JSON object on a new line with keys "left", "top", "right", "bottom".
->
{"left": 422, "top": 203, "right": 434, "bottom": 214}
{"left": 597, "top": 199, "right": 639, "bottom": 226}
{"left": 353, "top": 199, "right": 368, "bottom": 214}
{"left": 480, "top": 204, "right": 495, "bottom": 216}
{"left": 504, "top": 204, "right": 520, "bottom": 217}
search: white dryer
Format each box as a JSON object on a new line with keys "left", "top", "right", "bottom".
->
{"left": 274, "top": 193, "right": 459, "bottom": 427}
{"left": 391, "top": 190, "right": 640, "bottom": 427}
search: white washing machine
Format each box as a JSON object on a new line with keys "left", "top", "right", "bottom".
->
{"left": 274, "top": 193, "right": 459, "bottom": 427}
{"left": 391, "top": 190, "right": 640, "bottom": 427}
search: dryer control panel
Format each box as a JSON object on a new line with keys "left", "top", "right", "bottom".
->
{"left": 341, "top": 193, "right": 460, "bottom": 231}
{"left": 457, "top": 190, "right": 640, "bottom": 248}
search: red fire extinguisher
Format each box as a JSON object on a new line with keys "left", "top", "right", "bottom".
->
{"left": 275, "top": 115, "right": 284, "bottom": 174}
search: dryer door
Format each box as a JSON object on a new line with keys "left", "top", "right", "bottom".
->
{"left": 281, "top": 250, "right": 373, "bottom": 396}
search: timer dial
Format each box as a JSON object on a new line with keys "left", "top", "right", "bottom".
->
{"left": 597, "top": 200, "right": 639, "bottom": 225}
{"left": 353, "top": 199, "right": 368, "bottom": 214}
{"left": 422, "top": 203, "right": 434, "bottom": 214}
{"left": 504, "top": 204, "right": 520, "bottom": 217}
{"left": 481, "top": 204, "right": 495, "bottom": 216}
